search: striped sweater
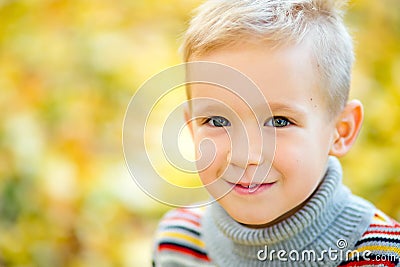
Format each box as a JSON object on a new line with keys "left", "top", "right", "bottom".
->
{"left": 152, "top": 158, "right": 400, "bottom": 266}
{"left": 153, "top": 208, "right": 400, "bottom": 266}
{"left": 339, "top": 211, "right": 400, "bottom": 267}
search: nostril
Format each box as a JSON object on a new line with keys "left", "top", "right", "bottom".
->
{"left": 247, "top": 151, "right": 265, "bottom": 166}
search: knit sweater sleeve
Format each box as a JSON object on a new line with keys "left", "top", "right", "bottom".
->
{"left": 151, "top": 207, "right": 213, "bottom": 267}
{"left": 338, "top": 209, "right": 400, "bottom": 267}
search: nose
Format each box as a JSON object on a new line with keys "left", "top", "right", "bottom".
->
{"left": 229, "top": 123, "right": 266, "bottom": 168}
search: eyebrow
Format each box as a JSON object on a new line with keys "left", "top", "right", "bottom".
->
{"left": 190, "top": 101, "right": 307, "bottom": 118}
{"left": 267, "top": 102, "right": 307, "bottom": 115}
{"left": 190, "top": 103, "right": 231, "bottom": 116}
{"left": 247, "top": 102, "right": 308, "bottom": 118}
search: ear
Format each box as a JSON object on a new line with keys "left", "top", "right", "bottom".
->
{"left": 329, "top": 100, "right": 364, "bottom": 157}
{"left": 183, "top": 103, "right": 194, "bottom": 139}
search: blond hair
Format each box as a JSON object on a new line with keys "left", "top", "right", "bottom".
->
{"left": 181, "top": 0, "right": 354, "bottom": 115}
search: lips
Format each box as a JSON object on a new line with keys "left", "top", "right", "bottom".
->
{"left": 236, "top": 184, "right": 259, "bottom": 189}
{"left": 226, "top": 181, "right": 276, "bottom": 195}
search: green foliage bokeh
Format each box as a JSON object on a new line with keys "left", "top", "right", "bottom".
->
{"left": 0, "top": 0, "right": 399, "bottom": 266}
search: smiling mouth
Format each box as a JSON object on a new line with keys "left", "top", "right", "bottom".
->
{"left": 237, "top": 184, "right": 259, "bottom": 189}
{"left": 226, "top": 181, "right": 276, "bottom": 195}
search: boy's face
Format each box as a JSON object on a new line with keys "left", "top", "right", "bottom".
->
{"left": 186, "top": 41, "right": 338, "bottom": 226}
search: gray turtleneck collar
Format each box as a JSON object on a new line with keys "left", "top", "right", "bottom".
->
{"left": 202, "top": 157, "right": 375, "bottom": 266}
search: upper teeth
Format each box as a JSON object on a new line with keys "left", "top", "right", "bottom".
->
{"left": 248, "top": 184, "right": 257, "bottom": 189}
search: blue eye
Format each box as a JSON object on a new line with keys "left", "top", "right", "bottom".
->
{"left": 205, "top": 116, "right": 231, "bottom": 127}
{"left": 264, "top": 116, "right": 291, "bottom": 127}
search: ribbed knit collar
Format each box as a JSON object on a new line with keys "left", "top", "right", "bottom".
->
{"left": 202, "top": 157, "right": 375, "bottom": 267}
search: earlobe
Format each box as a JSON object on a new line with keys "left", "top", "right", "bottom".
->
{"left": 329, "top": 100, "right": 364, "bottom": 157}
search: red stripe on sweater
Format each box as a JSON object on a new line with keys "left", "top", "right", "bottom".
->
{"left": 177, "top": 208, "right": 203, "bottom": 218}
{"left": 158, "top": 243, "right": 210, "bottom": 262}
{"left": 163, "top": 216, "right": 201, "bottom": 227}
{"left": 341, "top": 260, "right": 396, "bottom": 267}
{"left": 362, "top": 229, "right": 400, "bottom": 236}
{"left": 369, "top": 223, "right": 398, "bottom": 228}
{"left": 391, "top": 220, "right": 400, "bottom": 227}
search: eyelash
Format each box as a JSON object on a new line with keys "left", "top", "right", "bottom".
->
{"left": 204, "top": 116, "right": 231, "bottom": 127}
{"left": 264, "top": 116, "right": 292, "bottom": 127}
{"left": 203, "top": 116, "right": 292, "bottom": 128}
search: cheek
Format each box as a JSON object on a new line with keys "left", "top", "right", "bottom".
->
{"left": 274, "top": 136, "right": 303, "bottom": 167}
{"left": 194, "top": 133, "right": 230, "bottom": 183}
{"left": 274, "top": 136, "right": 325, "bottom": 184}
{"left": 269, "top": 127, "right": 334, "bottom": 208}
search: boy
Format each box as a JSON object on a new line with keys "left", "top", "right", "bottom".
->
{"left": 152, "top": 0, "right": 400, "bottom": 266}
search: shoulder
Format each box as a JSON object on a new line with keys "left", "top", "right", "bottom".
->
{"left": 152, "top": 207, "right": 212, "bottom": 266}
{"left": 340, "top": 209, "right": 400, "bottom": 266}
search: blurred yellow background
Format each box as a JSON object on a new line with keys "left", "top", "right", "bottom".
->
{"left": 0, "top": 0, "right": 399, "bottom": 266}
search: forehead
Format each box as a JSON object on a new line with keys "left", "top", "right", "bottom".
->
{"left": 188, "top": 41, "right": 325, "bottom": 115}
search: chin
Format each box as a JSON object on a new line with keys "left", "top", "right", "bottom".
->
{"left": 237, "top": 216, "right": 279, "bottom": 229}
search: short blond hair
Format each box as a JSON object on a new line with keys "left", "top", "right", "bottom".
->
{"left": 181, "top": 0, "right": 354, "bottom": 115}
